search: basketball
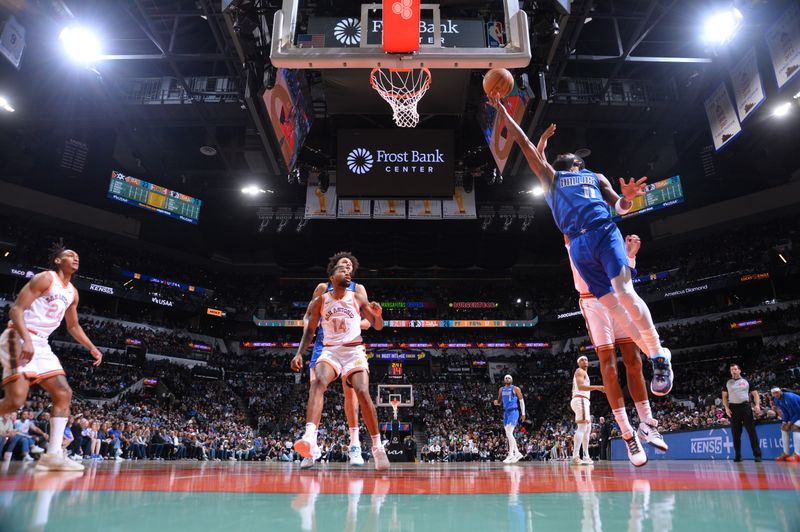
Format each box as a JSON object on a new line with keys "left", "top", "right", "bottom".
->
{"left": 483, "top": 68, "right": 514, "bottom": 98}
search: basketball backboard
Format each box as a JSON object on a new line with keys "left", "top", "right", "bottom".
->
{"left": 270, "top": 1, "right": 531, "bottom": 70}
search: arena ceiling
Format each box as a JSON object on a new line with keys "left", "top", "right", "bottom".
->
{"left": 0, "top": 0, "right": 797, "bottom": 270}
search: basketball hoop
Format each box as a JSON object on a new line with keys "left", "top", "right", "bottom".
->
{"left": 370, "top": 67, "right": 432, "bottom": 128}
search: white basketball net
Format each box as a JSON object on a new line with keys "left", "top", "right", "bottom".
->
{"left": 370, "top": 67, "right": 432, "bottom": 128}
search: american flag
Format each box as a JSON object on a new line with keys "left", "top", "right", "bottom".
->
{"left": 297, "top": 34, "right": 325, "bottom": 48}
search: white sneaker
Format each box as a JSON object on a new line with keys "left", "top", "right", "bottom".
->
{"left": 22, "top": 454, "right": 34, "bottom": 462}
{"left": 581, "top": 458, "right": 594, "bottom": 465}
{"left": 511, "top": 451, "right": 524, "bottom": 463}
{"left": 623, "top": 432, "right": 648, "bottom": 467}
{"left": 570, "top": 456, "right": 583, "bottom": 465}
{"left": 503, "top": 454, "right": 514, "bottom": 464}
{"left": 373, "top": 447, "right": 390, "bottom": 471}
{"left": 638, "top": 422, "right": 668, "bottom": 452}
{"left": 349, "top": 445, "right": 365, "bottom": 466}
{"left": 35, "top": 453, "right": 85, "bottom": 472}
{"left": 300, "top": 446, "right": 321, "bottom": 469}
{"left": 30, "top": 445, "right": 45, "bottom": 454}
{"left": 293, "top": 437, "right": 319, "bottom": 460}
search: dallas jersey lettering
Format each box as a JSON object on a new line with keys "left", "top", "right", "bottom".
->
{"left": 502, "top": 385, "right": 520, "bottom": 426}
{"left": 545, "top": 170, "right": 611, "bottom": 240}
{"left": 310, "top": 281, "right": 356, "bottom": 370}
{"left": 1, "top": 271, "right": 72, "bottom": 384}
{"left": 319, "top": 290, "right": 362, "bottom": 347}
{"left": 19, "top": 271, "right": 76, "bottom": 337}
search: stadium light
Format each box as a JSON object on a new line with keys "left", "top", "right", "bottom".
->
{"left": 702, "top": 7, "right": 743, "bottom": 45}
{"left": 0, "top": 96, "right": 14, "bottom": 113}
{"left": 241, "top": 185, "right": 273, "bottom": 195}
{"left": 532, "top": 185, "right": 544, "bottom": 197}
{"left": 772, "top": 102, "right": 792, "bottom": 118}
{"left": 59, "top": 26, "right": 102, "bottom": 64}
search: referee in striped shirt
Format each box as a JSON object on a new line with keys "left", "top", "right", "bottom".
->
{"left": 722, "top": 363, "right": 763, "bottom": 462}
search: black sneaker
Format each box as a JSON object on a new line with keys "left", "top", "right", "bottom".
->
{"left": 755, "top": 456, "right": 762, "bottom": 463}
{"left": 733, "top": 457, "right": 742, "bottom": 463}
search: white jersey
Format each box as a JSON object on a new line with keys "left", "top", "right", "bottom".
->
{"left": 15, "top": 271, "right": 75, "bottom": 338}
{"left": 572, "top": 370, "right": 590, "bottom": 398}
{"left": 319, "top": 290, "right": 362, "bottom": 346}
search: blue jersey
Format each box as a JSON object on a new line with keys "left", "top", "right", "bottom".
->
{"left": 545, "top": 169, "right": 612, "bottom": 240}
{"left": 774, "top": 391, "right": 800, "bottom": 422}
{"left": 310, "top": 281, "right": 357, "bottom": 369}
{"left": 501, "top": 385, "right": 519, "bottom": 411}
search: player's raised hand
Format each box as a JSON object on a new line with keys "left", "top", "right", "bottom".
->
{"left": 493, "top": 399, "right": 501, "bottom": 406}
{"left": 89, "top": 347, "right": 103, "bottom": 367}
{"left": 625, "top": 234, "right": 641, "bottom": 258}
{"left": 619, "top": 177, "right": 648, "bottom": 201}
{"left": 541, "top": 123, "right": 556, "bottom": 141}
{"left": 369, "top": 301, "right": 383, "bottom": 318}
{"left": 290, "top": 353, "right": 304, "bottom": 373}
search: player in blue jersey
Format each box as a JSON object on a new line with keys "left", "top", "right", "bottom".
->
{"left": 771, "top": 387, "right": 800, "bottom": 462}
{"left": 490, "top": 97, "right": 673, "bottom": 397}
{"left": 493, "top": 375, "right": 526, "bottom": 463}
{"left": 296, "top": 252, "right": 371, "bottom": 469}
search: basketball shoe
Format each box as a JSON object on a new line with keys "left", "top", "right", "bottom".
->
{"left": 349, "top": 445, "right": 364, "bottom": 466}
{"left": 35, "top": 452, "right": 85, "bottom": 472}
{"left": 649, "top": 348, "right": 673, "bottom": 396}
{"left": 637, "top": 422, "right": 668, "bottom": 452}
{"left": 373, "top": 447, "right": 390, "bottom": 470}
{"left": 623, "top": 432, "right": 647, "bottom": 467}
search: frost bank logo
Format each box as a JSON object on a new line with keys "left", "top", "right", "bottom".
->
{"left": 334, "top": 18, "right": 361, "bottom": 45}
{"left": 347, "top": 148, "right": 374, "bottom": 174}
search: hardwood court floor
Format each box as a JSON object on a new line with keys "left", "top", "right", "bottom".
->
{"left": 0, "top": 460, "right": 798, "bottom": 531}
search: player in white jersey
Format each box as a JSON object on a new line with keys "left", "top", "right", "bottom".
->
{"left": 290, "top": 258, "right": 390, "bottom": 470}
{"left": 0, "top": 242, "right": 102, "bottom": 471}
{"left": 570, "top": 356, "right": 605, "bottom": 465}
{"left": 299, "top": 252, "right": 371, "bottom": 469}
{"left": 566, "top": 230, "right": 667, "bottom": 467}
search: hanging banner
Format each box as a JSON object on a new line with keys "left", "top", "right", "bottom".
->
{"left": 373, "top": 200, "right": 406, "bottom": 219}
{"left": 408, "top": 200, "right": 443, "bottom": 219}
{"left": 304, "top": 185, "right": 337, "bottom": 219}
{"left": 765, "top": 2, "right": 800, "bottom": 89}
{"left": 730, "top": 47, "right": 766, "bottom": 122}
{"left": 442, "top": 187, "right": 476, "bottom": 219}
{"left": 337, "top": 199, "right": 372, "bottom": 218}
{"left": 704, "top": 83, "right": 741, "bottom": 151}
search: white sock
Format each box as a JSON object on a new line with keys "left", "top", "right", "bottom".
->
{"left": 613, "top": 407, "right": 634, "bottom": 438}
{"left": 781, "top": 431, "right": 791, "bottom": 454}
{"left": 639, "top": 328, "right": 664, "bottom": 359}
{"left": 47, "top": 417, "right": 68, "bottom": 455}
{"left": 793, "top": 432, "right": 800, "bottom": 455}
{"left": 304, "top": 423, "right": 317, "bottom": 442}
{"left": 573, "top": 425, "right": 586, "bottom": 458}
{"left": 371, "top": 434, "right": 383, "bottom": 449}
{"left": 582, "top": 426, "right": 591, "bottom": 459}
{"left": 349, "top": 427, "right": 360, "bottom": 448}
{"left": 635, "top": 401, "right": 655, "bottom": 426}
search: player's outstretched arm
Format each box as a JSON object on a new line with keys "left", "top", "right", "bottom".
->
{"left": 292, "top": 296, "right": 324, "bottom": 372}
{"left": 65, "top": 292, "right": 102, "bottom": 366}
{"left": 488, "top": 96, "right": 556, "bottom": 188}
{"left": 493, "top": 388, "right": 502, "bottom": 406}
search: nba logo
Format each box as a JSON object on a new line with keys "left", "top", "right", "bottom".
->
{"left": 487, "top": 21, "right": 505, "bottom": 47}
{"left": 383, "top": 0, "right": 420, "bottom": 53}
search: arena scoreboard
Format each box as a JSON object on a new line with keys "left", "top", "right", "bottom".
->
{"left": 107, "top": 171, "right": 202, "bottom": 224}
{"left": 612, "top": 175, "right": 684, "bottom": 221}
